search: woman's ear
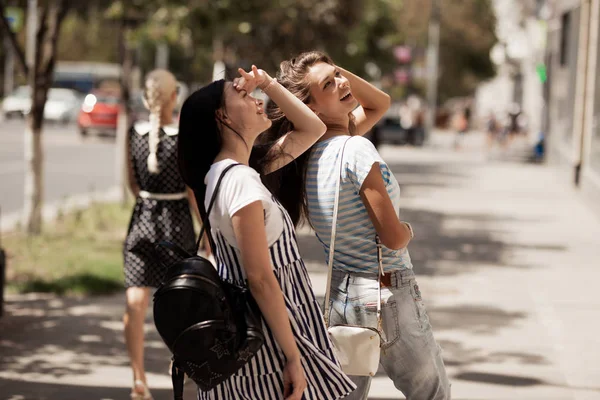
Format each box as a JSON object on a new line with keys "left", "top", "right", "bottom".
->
{"left": 216, "top": 109, "right": 230, "bottom": 123}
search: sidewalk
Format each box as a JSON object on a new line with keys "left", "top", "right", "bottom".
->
{"left": 1, "top": 131, "right": 599, "bottom": 399}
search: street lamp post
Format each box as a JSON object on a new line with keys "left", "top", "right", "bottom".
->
{"left": 425, "top": 0, "right": 440, "bottom": 143}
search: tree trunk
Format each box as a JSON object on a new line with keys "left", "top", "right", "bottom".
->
{"left": 21, "top": 0, "right": 68, "bottom": 234}
{"left": 22, "top": 110, "right": 44, "bottom": 234}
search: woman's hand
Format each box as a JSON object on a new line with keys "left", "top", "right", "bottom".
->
{"left": 234, "top": 65, "right": 273, "bottom": 93}
{"left": 283, "top": 356, "right": 307, "bottom": 400}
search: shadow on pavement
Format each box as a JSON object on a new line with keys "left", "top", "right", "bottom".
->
{"left": 454, "top": 371, "right": 544, "bottom": 386}
{"left": 0, "top": 378, "right": 179, "bottom": 400}
{"left": 298, "top": 158, "right": 566, "bottom": 276}
{"left": 0, "top": 377, "right": 200, "bottom": 400}
{"left": 0, "top": 294, "right": 171, "bottom": 383}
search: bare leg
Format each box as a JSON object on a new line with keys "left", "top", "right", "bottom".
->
{"left": 124, "top": 287, "right": 151, "bottom": 394}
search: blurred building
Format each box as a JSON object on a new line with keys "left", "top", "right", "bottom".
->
{"left": 544, "top": 0, "right": 600, "bottom": 211}
{"left": 474, "top": 0, "right": 547, "bottom": 139}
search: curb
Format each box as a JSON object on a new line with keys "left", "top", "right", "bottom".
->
{"left": 1, "top": 186, "right": 122, "bottom": 234}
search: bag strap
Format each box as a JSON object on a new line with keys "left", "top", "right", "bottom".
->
{"left": 322, "top": 137, "right": 384, "bottom": 330}
{"left": 197, "top": 162, "right": 243, "bottom": 254}
{"left": 171, "top": 358, "right": 185, "bottom": 400}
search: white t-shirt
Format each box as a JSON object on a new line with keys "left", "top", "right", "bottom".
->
{"left": 204, "top": 159, "right": 284, "bottom": 248}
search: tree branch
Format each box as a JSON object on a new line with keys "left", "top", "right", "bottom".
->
{"left": 0, "top": 0, "right": 29, "bottom": 77}
{"left": 41, "top": 0, "right": 70, "bottom": 79}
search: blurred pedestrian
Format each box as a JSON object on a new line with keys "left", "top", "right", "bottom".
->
{"left": 453, "top": 103, "right": 469, "bottom": 150}
{"left": 262, "top": 51, "right": 451, "bottom": 400}
{"left": 486, "top": 110, "right": 499, "bottom": 149}
{"left": 123, "top": 69, "right": 204, "bottom": 399}
{"left": 177, "top": 66, "right": 355, "bottom": 399}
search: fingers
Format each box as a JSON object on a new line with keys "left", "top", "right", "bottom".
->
{"left": 234, "top": 78, "right": 246, "bottom": 91}
{"left": 283, "top": 379, "right": 292, "bottom": 398}
{"left": 252, "top": 65, "right": 259, "bottom": 77}
{"left": 285, "top": 382, "right": 306, "bottom": 400}
{"left": 238, "top": 67, "right": 254, "bottom": 80}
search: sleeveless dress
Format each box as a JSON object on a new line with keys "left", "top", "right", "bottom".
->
{"left": 123, "top": 122, "right": 196, "bottom": 288}
{"left": 199, "top": 164, "right": 355, "bottom": 400}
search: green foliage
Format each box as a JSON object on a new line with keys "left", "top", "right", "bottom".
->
{"left": 22, "top": 0, "right": 497, "bottom": 100}
{"left": 4, "top": 202, "right": 132, "bottom": 296}
{"left": 437, "top": 0, "right": 498, "bottom": 101}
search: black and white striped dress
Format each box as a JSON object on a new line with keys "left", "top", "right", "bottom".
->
{"left": 199, "top": 164, "right": 355, "bottom": 400}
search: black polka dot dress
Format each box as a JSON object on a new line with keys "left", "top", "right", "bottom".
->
{"left": 123, "top": 123, "right": 196, "bottom": 288}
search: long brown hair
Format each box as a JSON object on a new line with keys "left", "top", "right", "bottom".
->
{"left": 253, "top": 51, "right": 355, "bottom": 227}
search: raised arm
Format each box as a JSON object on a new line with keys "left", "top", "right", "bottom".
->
{"left": 337, "top": 66, "right": 391, "bottom": 136}
{"left": 235, "top": 66, "right": 327, "bottom": 174}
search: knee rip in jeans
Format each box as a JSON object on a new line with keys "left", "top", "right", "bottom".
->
{"left": 410, "top": 283, "right": 429, "bottom": 331}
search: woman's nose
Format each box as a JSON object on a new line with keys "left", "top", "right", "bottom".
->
{"left": 256, "top": 98, "right": 264, "bottom": 106}
{"left": 337, "top": 77, "right": 349, "bottom": 90}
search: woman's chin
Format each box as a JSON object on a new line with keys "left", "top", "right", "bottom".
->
{"left": 345, "top": 97, "right": 359, "bottom": 111}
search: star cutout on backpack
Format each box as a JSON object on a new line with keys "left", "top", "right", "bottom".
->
{"left": 187, "top": 361, "right": 223, "bottom": 387}
{"left": 237, "top": 347, "right": 254, "bottom": 362}
{"left": 210, "top": 338, "right": 232, "bottom": 359}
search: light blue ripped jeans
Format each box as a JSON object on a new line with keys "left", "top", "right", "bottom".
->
{"left": 328, "top": 268, "right": 451, "bottom": 400}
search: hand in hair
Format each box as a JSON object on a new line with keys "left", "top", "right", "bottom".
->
{"left": 235, "top": 65, "right": 273, "bottom": 93}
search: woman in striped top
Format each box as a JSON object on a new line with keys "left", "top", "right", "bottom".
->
{"left": 177, "top": 66, "right": 355, "bottom": 399}
{"left": 261, "top": 52, "right": 451, "bottom": 399}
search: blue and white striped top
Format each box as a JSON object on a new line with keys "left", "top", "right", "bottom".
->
{"left": 306, "top": 135, "right": 413, "bottom": 273}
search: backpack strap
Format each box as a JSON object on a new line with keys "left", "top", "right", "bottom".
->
{"left": 197, "top": 163, "right": 243, "bottom": 254}
{"left": 171, "top": 358, "right": 185, "bottom": 400}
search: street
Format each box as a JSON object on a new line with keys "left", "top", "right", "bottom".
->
{"left": 1, "top": 132, "right": 599, "bottom": 399}
{"left": 0, "top": 119, "right": 116, "bottom": 220}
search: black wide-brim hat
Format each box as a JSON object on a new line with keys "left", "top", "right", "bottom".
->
{"left": 177, "top": 79, "right": 226, "bottom": 191}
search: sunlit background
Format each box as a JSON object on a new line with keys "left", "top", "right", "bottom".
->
{"left": 0, "top": 0, "right": 599, "bottom": 399}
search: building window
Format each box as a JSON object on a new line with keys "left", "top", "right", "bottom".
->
{"left": 560, "top": 12, "right": 571, "bottom": 66}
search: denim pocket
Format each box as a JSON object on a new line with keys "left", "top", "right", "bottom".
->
{"left": 351, "top": 300, "right": 400, "bottom": 349}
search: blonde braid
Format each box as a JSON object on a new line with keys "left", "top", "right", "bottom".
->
{"left": 144, "top": 77, "right": 162, "bottom": 174}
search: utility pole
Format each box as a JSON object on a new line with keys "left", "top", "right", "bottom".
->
{"left": 425, "top": 0, "right": 441, "bottom": 143}
{"left": 155, "top": 42, "right": 169, "bottom": 69}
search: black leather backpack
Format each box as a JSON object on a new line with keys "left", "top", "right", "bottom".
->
{"left": 153, "top": 163, "right": 265, "bottom": 399}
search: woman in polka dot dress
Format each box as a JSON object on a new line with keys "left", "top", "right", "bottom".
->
{"left": 123, "top": 69, "right": 201, "bottom": 400}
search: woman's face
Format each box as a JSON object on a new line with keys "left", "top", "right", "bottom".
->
{"left": 306, "top": 62, "right": 358, "bottom": 120}
{"left": 219, "top": 82, "right": 271, "bottom": 138}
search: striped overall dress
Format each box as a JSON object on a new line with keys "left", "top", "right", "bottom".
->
{"left": 198, "top": 198, "right": 356, "bottom": 400}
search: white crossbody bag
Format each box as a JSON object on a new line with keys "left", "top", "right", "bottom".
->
{"left": 322, "top": 137, "right": 383, "bottom": 377}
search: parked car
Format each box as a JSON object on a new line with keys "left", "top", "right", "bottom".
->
{"left": 2, "top": 86, "right": 82, "bottom": 123}
{"left": 2, "top": 86, "right": 31, "bottom": 119}
{"left": 77, "top": 90, "right": 120, "bottom": 136}
{"left": 367, "top": 102, "right": 425, "bottom": 148}
{"left": 44, "top": 88, "right": 83, "bottom": 124}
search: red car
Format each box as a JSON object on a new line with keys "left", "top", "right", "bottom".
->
{"left": 77, "top": 90, "right": 120, "bottom": 136}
